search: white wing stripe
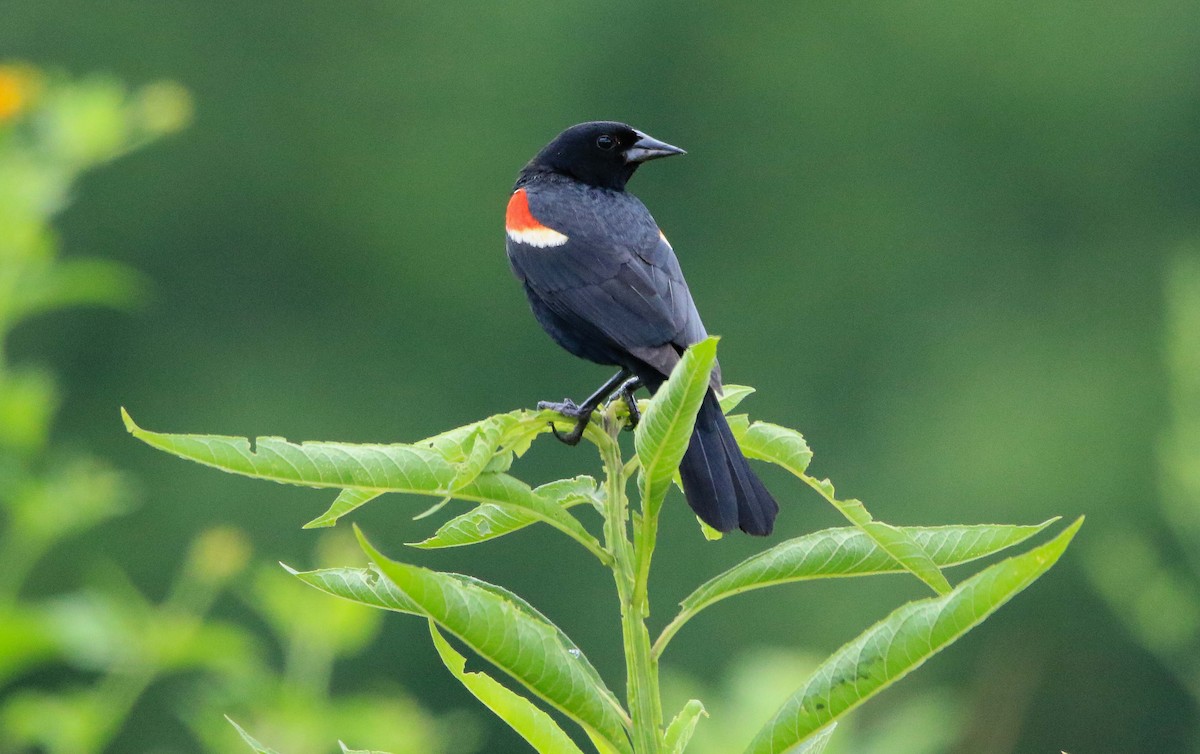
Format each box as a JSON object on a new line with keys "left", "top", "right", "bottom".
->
{"left": 507, "top": 226, "right": 569, "bottom": 248}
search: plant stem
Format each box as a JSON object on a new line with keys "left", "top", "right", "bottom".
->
{"left": 597, "top": 411, "right": 662, "bottom": 754}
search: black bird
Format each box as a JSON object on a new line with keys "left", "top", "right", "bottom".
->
{"left": 505, "top": 121, "right": 778, "bottom": 536}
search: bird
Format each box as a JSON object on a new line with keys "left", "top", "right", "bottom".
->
{"left": 505, "top": 121, "right": 778, "bottom": 536}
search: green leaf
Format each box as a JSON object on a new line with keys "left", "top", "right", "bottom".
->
{"left": 656, "top": 521, "right": 1057, "bottom": 653}
{"left": 292, "top": 562, "right": 631, "bottom": 752}
{"left": 350, "top": 531, "right": 632, "bottom": 754}
{"left": 338, "top": 743, "right": 393, "bottom": 754}
{"left": 743, "top": 518, "right": 1082, "bottom": 754}
{"left": 429, "top": 621, "right": 586, "bottom": 754}
{"left": 789, "top": 723, "right": 836, "bottom": 753}
{"left": 448, "top": 418, "right": 506, "bottom": 491}
{"left": 634, "top": 337, "right": 719, "bottom": 517}
{"left": 663, "top": 700, "right": 707, "bottom": 754}
{"left": 225, "top": 717, "right": 282, "bottom": 754}
{"left": 124, "top": 410, "right": 605, "bottom": 558}
{"left": 814, "top": 484, "right": 952, "bottom": 595}
{"left": 419, "top": 410, "right": 546, "bottom": 463}
{"left": 419, "top": 419, "right": 489, "bottom": 460}
{"left": 304, "top": 488, "right": 381, "bottom": 528}
{"left": 736, "top": 422, "right": 813, "bottom": 477}
{"left": 734, "top": 420, "right": 950, "bottom": 593}
{"left": 410, "top": 476, "right": 600, "bottom": 549}
{"left": 455, "top": 474, "right": 606, "bottom": 561}
{"left": 717, "top": 384, "right": 755, "bottom": 414}
{"left": 123, "top": 408, "right": 457, "bottom": 491}
{"left": 288, "top": 564, "right": 422, "bottom": 616}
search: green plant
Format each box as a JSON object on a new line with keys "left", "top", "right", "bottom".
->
{"left": 125, "top": 333, "right": 1079, "bottom": 753}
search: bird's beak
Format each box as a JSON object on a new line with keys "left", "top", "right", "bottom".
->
{"left": 625, "top": 130, "right": 686, "bottom": 163}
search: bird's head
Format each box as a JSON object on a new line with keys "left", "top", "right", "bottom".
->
{"left": 523, "top": 121, "right": 685, "bottom": 191}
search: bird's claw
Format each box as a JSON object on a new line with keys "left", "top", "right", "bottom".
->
{"left": 605, "top": 377, "right": 643, "bottom": 432}
{"left": 539, "top": 398, "right": 590, "bottom": 446}
{"left": 621, "top": 390, "right": 640, "bottom": 431}
{"left": 549, "top": 421, "right": 587, "bottom": 446}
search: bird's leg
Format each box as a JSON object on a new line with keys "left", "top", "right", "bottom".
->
{"left": 606, "top": 376, "right": 644, "bottom": 431}
{"left": 538, "top": 369, "right": 631, "bottom": 446}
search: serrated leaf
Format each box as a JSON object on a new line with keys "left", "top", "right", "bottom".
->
{"left": 737, "top": 422, "right": 812, "bottom": 477}
{"left": 738, "top": 423, "right": 951, "bottom": 595}
{"left": 663, "top": 699, "right": 707, "bottom": 754}
{"left": 657, "top": 521, "right": 1056, "bottom": 653}
{"left": 535, "top": 476, "right": 602, "bottom": 507}
{"left": 124, "top": 410, "right": 603, "bottom": 556}
{"left": 419, "top": 410, "right": 545, "bottom": 463}
{"left": 429, "top": 621, "right": 585, "bottom": 754}
{"left": 123, "top": 408, "right": 457, "bottom": 491}
{"left": 349, "top": 531, "right": 632, "bottom": 754}
{"left": 717, "top": 384, "right": 755, "bottom": 414}
{"left": 743, "top": 518, "right": 1082, "bottom": 754}
{"left": 449, "top": 419, "right": 505, "bottom": 491}
{"left": 410, "top": 476, "right": 599, "bottom": 549}
{"left": 225, "top": 717, "right": 281, "bottom": 754}
{"left": 288, "top": 564, "right": 422, "bottom": 616}
{"left": 419, "top": 419, "right": 488, "bottom": 461}
{"left": 455, "top": 474, "right": 605, "bottom": 560}
{"left": 821, "top": 496, "right": 952, "bottom": 595}
{"left": 634, "top": 337, "right": 719, "bottom": 517}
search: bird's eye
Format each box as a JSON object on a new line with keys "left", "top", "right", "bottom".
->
{"left": 595, "top": 135, "right": 616, "bottom": 151}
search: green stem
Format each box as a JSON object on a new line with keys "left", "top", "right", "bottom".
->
{"left": 597, "top": 410, "right": 662, "bottom": 754}
{"left": 651, "top": 611, "right": 686, "bottom": 660}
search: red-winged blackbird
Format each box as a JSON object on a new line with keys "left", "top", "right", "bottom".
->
{"left": 506, "top": 121, "right": 778, "bottom": 536}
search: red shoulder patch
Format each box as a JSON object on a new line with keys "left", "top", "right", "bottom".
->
{"left": 506, "top": 188, "right": 544, "bottom": 232}
{"left": 505, "top": 188, "right": 569, "bottom": 248}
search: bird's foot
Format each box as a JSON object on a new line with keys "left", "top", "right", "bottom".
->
{"left": 606, "top": 377, "right": 643, "bottom": 432}
{"left": 537, "top": 398, "right": 591, "bottom": 446}
{"left": 536, "top": 397, "right": 584, "bottom": 417}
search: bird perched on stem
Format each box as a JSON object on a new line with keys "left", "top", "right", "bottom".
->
{"left": 505, "top": 121, "right": 778, "bottom": 536}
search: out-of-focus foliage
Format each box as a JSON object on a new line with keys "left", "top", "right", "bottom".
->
{"left": 0, "top": 65, "right": 194, "bottom": 751}
{"left": 1085, "top": 251, "right": 1200, "bottom": 705}
{"left": 0, "top": 66, "right": 470, "bottom": 754}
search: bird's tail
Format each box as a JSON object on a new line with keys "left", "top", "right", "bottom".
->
{"left": 676, "top": 390, "right": 778, "bottom": 535}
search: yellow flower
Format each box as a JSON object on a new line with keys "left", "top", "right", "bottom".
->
{"left": 0, "top": 63, "right": 41, "bottom": 121}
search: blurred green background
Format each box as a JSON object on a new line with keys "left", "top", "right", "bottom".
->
{"left": 2, "top": 1, "right": 1198, "bottom": 752}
